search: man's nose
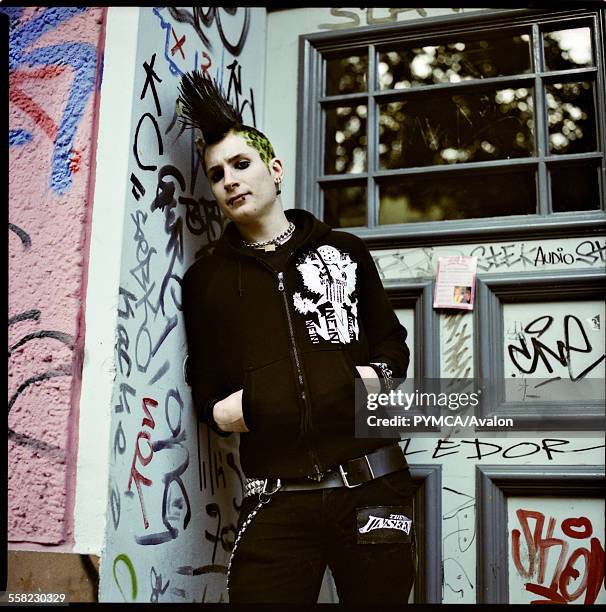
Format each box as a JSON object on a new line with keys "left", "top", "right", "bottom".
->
{"left": 223, "top": 168, "right": 238, "bottom": 190}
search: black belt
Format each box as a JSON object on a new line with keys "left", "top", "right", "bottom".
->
{"left": 249, "top": 444, "right": 407, "bottom": 496}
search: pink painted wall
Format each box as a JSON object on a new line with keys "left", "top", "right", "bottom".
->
{"left": 7, "top": 6, "right": 106, "bottom": 546}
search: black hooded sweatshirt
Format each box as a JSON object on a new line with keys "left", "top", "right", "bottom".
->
{"left": 182, "top": 208, "right": 410, "bottom": 479}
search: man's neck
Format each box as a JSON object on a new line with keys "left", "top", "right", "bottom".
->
{"left": 237, "top": 209, "right": 290, "bottom": 244}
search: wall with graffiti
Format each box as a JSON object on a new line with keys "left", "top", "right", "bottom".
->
{"left": 98, "top": 7, "right": 265, "bottom": 602}
{"left": 7, "top": 6, "right": 105, "bottom": 546}
{"left": 263, "top": 7, "right": 606, "bottom": 605}
{"left": 371, "top": 207, "right": 605, "bottom": 606}
{"left": 509, "top": 498, "right": 605, "bottom": 604}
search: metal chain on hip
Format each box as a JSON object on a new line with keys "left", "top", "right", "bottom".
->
{"left": 226, "top": 478, "right": 282, "bottom": 594}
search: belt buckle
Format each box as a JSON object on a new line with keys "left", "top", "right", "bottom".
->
{"left": 339, "top": 464, "right": 362, "bottom": 488}
{"left": 339, "top": 455, "right": 375, "bottom": 488}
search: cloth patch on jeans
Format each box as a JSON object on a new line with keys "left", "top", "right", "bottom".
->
{"left": 357, "top": 505, "right": 412, "bottom": 544}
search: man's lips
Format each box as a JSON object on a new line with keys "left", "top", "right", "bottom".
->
{"left": 228, "top": 193, "right": 249, "bottom": 206}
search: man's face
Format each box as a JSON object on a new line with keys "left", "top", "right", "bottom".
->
{"left": 204, "top": 131, "right": 282, "bottom": 224}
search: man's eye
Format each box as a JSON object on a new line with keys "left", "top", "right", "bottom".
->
{"left": 236, "top": 160, "right": 250, "bottom": 170}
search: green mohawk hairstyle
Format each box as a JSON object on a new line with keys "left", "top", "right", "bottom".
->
{"left": 177, "top": 70, "right": 276, "bottom": 168}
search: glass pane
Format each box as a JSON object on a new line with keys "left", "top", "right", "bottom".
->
{"left": 378, "top": 169, "right": 536, "bottom": 224}
{"left": 543, "top": 27, "right": 593, "bottom": 71}
{"left": 379, "top": 87, "right": 534, "bottom": 170}
{"left": 551, "top": 164, "right": 601, "bottom": 212}
{"left": 326, "top": 53, "right": 368, "bottom": 95}
{"left": 325, "top": 106, "right": 367, "bottom": 174}
{"left": 547, "top": 81, "right": 596, "bottom": 155}
{"left": 379, "top": 31, "right": 531, "bottom": 90}
{"left": 323, "top": 184, "right": 367, "bottom": 228}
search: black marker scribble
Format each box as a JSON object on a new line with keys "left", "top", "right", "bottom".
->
{"left": 9, "top": 310, "right": 40, "bottom": 326}
{"left": 8, "top": 364, "right": 72, "bottom": 414}
{"left": 9, "top": 330, "right": 74, "bottom": 356}
{"left": 8, "top": 427, "right": 63, "bottom": 453}
{"left": 9, "top": 223, "right": 31, "bottom": 248}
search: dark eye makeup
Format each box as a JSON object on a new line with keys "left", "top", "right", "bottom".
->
{"left": 209, "top": 158, "right": 251, "bottom": 183}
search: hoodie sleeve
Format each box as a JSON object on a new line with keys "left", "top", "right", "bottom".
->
{"left": 355, "top": 238, "right": 410, "bottom": 383}
{"left": 182, "top": 263, "right": 231, "bottom": 437}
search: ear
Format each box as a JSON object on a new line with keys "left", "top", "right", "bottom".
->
{"left": 269, "top": 157, "right": 283, "bottom": 181}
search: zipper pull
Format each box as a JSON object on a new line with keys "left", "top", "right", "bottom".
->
{"left": 277, "top": 272, "right": 284, "bottom": 291}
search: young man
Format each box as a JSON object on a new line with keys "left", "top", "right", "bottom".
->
{"left": 179, "top": 72, "right": 415, "bottom": 604}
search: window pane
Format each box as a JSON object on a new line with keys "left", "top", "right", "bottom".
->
{"left": 325, "top": 106, "right": 367, "bottom": 174}
{"left": 543, "top": 27, "right": 593, "bottom": 71}
{"left": 551, "top": 164, "right": 601, "bottom": 212}
{"left": 547, "top": 81, "right": 596, "bottom": 155}
{"left": 323, "top": 184, "right": 367, "bottom": 228}
{"left": 379, "top": 87, "right": 534, "bottom": 169}
{"left": 378, "top": 31, "right": 531, "bottom": 90}
{"left": 326, "top": 53, "right": 368, "bottom": 95}
{"left": 378, "top": 169, "right": 536, "bottom": 224}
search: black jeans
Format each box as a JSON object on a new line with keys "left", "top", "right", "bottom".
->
{"left": 228, "top": 468, "right": 416, "bottom": 604}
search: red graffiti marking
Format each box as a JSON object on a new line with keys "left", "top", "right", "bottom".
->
{"left": 69, "top": 149, "right": 81, "bottom": 173}
{"left": 511, "top": 508, "right": 605, "bottom": 604}
{"left": 141, "top": 395, "right": 156, "bottom": 429}
{"left": 128, "top": 397, "right": 158, "bottom": 529}
{"left": 9, "top": 66, "right": 68, "bottom": 141}
{"left": 200, "top": 51, "right": 212, "bottom": 76}
{"left": 170, "top": 28, "right": 186, "bottom": 59}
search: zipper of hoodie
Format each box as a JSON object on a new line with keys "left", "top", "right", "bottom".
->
{"left": 277, "top": 271, "right": 323, "bottom": 478}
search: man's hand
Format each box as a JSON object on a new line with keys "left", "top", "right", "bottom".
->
{"left": 213, "top": 389, "right": 250, "bottom": 432}
{"left": 356, "top": 365, "right": 381, "bottom": 394}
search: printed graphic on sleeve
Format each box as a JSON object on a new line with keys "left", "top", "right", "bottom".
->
{"left": 293, "top": 246, "right": 359, "bottom": 344}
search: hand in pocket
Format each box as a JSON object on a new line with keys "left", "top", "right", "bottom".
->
{"left": 214, "top": 389, "right": 250, "bottom": 432}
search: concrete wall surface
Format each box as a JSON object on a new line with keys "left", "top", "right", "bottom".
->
{"left": 7, "top": 6, "right": 106, "bottom": 548}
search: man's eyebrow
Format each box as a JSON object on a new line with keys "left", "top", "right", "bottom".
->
{"left": 207, "top": 153, "right": 247, "bottom": 174}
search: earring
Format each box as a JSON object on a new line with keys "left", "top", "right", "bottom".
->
{"left": 274, "top": 177, "right": 282, "bottom": 195}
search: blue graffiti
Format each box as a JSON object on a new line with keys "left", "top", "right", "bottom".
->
{"left": 152, "top": 8, "right": 183, "bottom": 77}
{"left": 2, "top": 7, "right": 25, "bottom": 32}
{"left": 6, "top": 7, "right": 87, "bottom": 71}
{"left": 9, "top": 129, "right": 32, "bottom": 146}
{"left": 5, "top": 7, "right": 99, "bottom": 194}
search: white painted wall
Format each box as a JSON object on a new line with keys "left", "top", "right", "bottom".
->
{"left": 74, "top": 6, "right": 140, "bottom": 555}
